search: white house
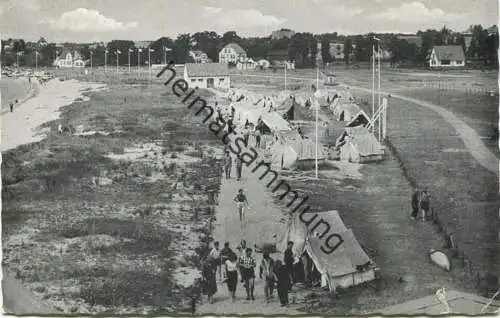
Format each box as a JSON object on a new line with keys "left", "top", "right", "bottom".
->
{"left": 183, "top": 63, "right": 230, "bottom": 89}
{"left": 188, "top": 50, "right": 209, "bottom": 63}
{"left": 219, "top": 43, "right": 247, "bottom": 64}
{"left": 236, "top": 58, "right": 257, "bottom": 71}
{"left": 429, "top": 45, "right": 466, "bottom": 68}
{"left": 54, "top": 49, "right": 86, "bottom": 68}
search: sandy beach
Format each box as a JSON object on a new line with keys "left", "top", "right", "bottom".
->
{"left": 1, "top": 78, "right": 107, "bottom": 152}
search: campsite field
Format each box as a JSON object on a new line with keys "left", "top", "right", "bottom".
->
{"left": 2, "top": 70, "right": 223, "bottom": 314}
{"left": 230, "top": 67, "right": 498, "bottom": 313}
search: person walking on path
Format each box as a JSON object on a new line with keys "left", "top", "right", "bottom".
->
{"left": 223, "top": 151, "right": 232, "bottom": 179}
{"left": 209, "top": 241, "right": 222, "bottom": 280}
{"left": 274, "top": 260, "right": 291, "bottom": 307}
{"left": 234, "top": 189, "right": 248, "bottom": 224}
{"left": 224, "top": 252, "right": 239, "bottom": 301}
{"left": 220, "top": 242, "right": 234, "bottom": 264}
{"left": 259, "top": 252, "right": 277, "bottom": 303}
{"left": 9, "top": 101, "right": 13, "bottom": 113}
{"left": 238, "top": 248, "right": 257, "bottom": 301}
{"left": 243, "top": 124, "right": 251, "bottom": 146}
{"left": 202, "top": 258, "right": 218, "bottom": 304}
{"left": 235, "top": 156, "right": 243, "bottom": 181}
{"left": 284, "top": 241, "right": 295, "bottom": 290}
{"left": 410, "top": 187, "right": 432, "bottom": 221}
{"left": 254, "top": 127, "right": 261, "bottom": 148}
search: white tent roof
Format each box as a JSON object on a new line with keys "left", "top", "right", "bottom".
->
{"left": 277, "top": 210, "right": 375, "bottom": 292}
{"left": 260, "top": 111, "right": 291, "bottom": 132}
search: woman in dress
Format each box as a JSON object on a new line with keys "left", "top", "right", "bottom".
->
{"left": 224, "top": 252, "right": 239, "bottom": 300}
{"left": 202, "top": 257, "right": 218, "bottom": 304}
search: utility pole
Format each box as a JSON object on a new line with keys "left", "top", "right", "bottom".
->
{"left": 315, "top": 67, "right": 319, "bottom": 180}
{"left": 104, "top": 49, "right": 108, "bottom": 73}
{"left": 372, "top": 44, "right": 375, "bottom": 134}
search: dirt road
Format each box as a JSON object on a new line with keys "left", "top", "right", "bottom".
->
{"left": 196, "top": 148, "right": 304, "bottom": 315}
{"left": 342, "top": 84, "right": 498, "bottom": 175}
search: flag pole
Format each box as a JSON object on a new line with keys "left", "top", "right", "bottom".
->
{"left": 105, "top": 50, "right": 107, "bottom": 73}
{"left": 128, "top": 49, "right": 131, "bottom": 73}
{"left": 116, "top": 51, "right": 119, "bottom": 74}
{"left": 372, "top": 44, "right": 375, "bottom": 133}
{"left": 315, "top": 66, "right": 319, "bottom": 180}
{"left": 285, "top": 63, "right": 287, "bottom": 90}
{"left": 377, "top": 41, "right": 382, "bottom": 142}
{"left": 148, "top": 49, "right": 151, "bottom": 82}
{"left": 138, "top": 50, "right": 140, "bottom": 75}
{"left": 90, "top": 50, "right": 93, "bottom": 73}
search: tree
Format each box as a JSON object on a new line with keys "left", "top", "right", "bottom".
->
{"left": 150, "top": 37, "right": 176, "bottom": 64}
{"left": 191, "top": 31, "right": 221, "bottom": 62}
{"left": 106, "top": 40, "right": 136, "bottom": 65}
{"left": 321, "top": 39, "right": 332, "bottom": 63}
{"left": 222, "top": 31, "right": 241, "bottom": 45}
{"left": 343, "top": 38, "right": 353, "bottom": 64}
{"left": 174, "top": 33, "right": 192, "bottom": 64}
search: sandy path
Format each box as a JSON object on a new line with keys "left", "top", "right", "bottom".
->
{"left": 341, "top": 84, "right": 499, "bottom": 176}
{"left": 196, "top": 147, "right": 304, "bottom": 315}
{"left": 2, "top": 269, "right": 56, "bottom": 314}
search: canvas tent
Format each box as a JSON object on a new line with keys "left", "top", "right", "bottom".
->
{"left": 345, "top": 109, "right": 371, "bottom": 127}
{"left": 258, "top": 111, "right": 292, "bottom": 134}
{"left": 332, "top": 103, "right": 365, "bottom": 122}
{"left": 335, "top": 126, "right": 385, "bottom": 163}
{"left": 276, "top": 96, "right": 312, "bottom": 121}
{"left": 277, "top": 210, "right": 377, "bottom": 292}
{"left": 269, "top": 136, "right": 327, "bottom": 170}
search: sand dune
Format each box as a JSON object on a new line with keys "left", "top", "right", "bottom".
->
{"left": 1, "top": 78, "right": 107, "bottom": 152}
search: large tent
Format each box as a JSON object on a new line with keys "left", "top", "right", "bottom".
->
{"left": 276, "top": 210, "right": 377, "bottom": 292}
{"left": 335, "top": 126, "right": 385, "bottom": 163}
{"left": 269, "top": 137, "right": 327, "bottom": 170}
{"left": 332, "top": 102, "right": 368, "bottom": 123}
{"left": 258, "top": 111, "right": 292, "bottom": 134}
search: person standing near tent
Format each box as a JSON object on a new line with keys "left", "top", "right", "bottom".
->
{"left": 243, "top": 123, "right": 251, "bottom": 146}
{"left": 235, "top": 155, "right": 243, "bottom": 181}
{"left": 223, "top": 151, "right": 232, "bottom": 179}
{"left": 274, "top": 260, "right": 291, "bottom": 307}
{"left": 238, "top": 248, "right": 257, "bottom": 300}
{"left": 259, "top": 252, "right": 277, "bottom": 302}
{"left": 254, "top": 126, "right": 261, "bottom": 148}
{"left": 234, "top": 189, "right": 248, "bottom": 223}
{"left": 284, "top": 241, "right": 295, "bottom": 290}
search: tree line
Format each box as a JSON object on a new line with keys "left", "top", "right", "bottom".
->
{"left": 1, "top": 25, "right": 497, "bottom": 69}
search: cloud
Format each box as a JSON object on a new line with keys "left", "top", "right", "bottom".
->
{"left": 372, "top": 2, "right": 461, "bottom": 24}
{"left": 42, "top": 8, "right": 138, "bottom": 32}
{"left": 202, "top": 6, "right": 285, "bottom": 32}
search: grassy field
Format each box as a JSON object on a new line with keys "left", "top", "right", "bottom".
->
{"left": 2, "top": 70, "right": 223, "bottom": 314}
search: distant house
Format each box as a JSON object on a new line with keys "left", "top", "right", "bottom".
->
{"left": 236, "top": 58, "right": 257, "bottom": 71}
{"left": 329, "top": 42, "right": 345, "bottom": 60}
{"left": 429, "top": 45, "right": 466, "bottom": 68}
{"left": 219, "top": 43, "right": 247, "bottom": 65}
{"left": 271, "top": 29, "right": 296, "bottom": 40}
{"left": 188, "top": 50, "right": 209, "bottom": 63}
{"left": 267, "top": 50, "right": 295, "bottom": 69}
{"left": 183, "top": 63, "right": 230, "bottom": 89}
{"left": 54, "top": 49, "right": 86, "bottom": 68}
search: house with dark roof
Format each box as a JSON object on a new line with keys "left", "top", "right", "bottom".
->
{"left": 219, "top": 43, "right": 247, "bottom": 64}
{"left": 188, "top": 50, "right": 209, "bottom": 63}
{"left": 429, "top": 45, "right": 466, "bottom": 68}
{"left": 183, "top": 63, "right": 230, "bottom": 89}
{"left": 53, "top": 48, "right": 86, "bottom": 68}
{"left": 267, "top": 50, "right": 295, "bottom": 69}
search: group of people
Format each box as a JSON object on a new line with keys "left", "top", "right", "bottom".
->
{"left": 411, "top": 187, "right": 432, "bottom": 221}
{"left": 202, "top": 240, "right": 298, "bottom": 307}
{"left": 8, "top": 99, "right": 19, "bottom": 113}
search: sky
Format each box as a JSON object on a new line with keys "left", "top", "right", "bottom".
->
{"left": 0, "top": 0, "right": 497, "bottom": 43}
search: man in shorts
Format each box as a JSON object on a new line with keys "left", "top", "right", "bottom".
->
{"left": 238, "top": 248, "right": 256, "bottom": 300}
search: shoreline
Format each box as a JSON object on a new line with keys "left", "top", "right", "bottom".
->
{"left": 1, "top": 77, "right": 107, "bottom": 152}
